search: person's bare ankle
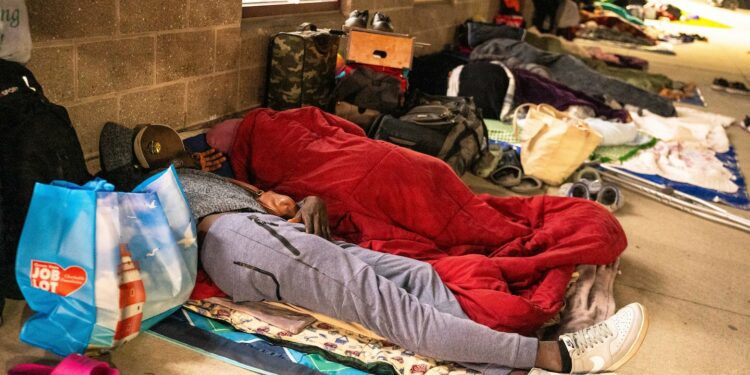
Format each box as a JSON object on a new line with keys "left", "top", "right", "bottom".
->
{"left": 535, "top": 341, "right": 563, "bottom": 372}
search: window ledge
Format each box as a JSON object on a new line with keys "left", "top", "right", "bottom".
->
{"left": 242, "top": 1, "right": 340, "bottom": 18}
{"left": 415, "top": 0, "right": 451, "bottom": 4}
{"left": 241, "top": 10, "right": 341, "bottom": 26}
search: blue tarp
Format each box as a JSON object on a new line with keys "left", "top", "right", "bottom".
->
{"left": 149, "top": 310, "right": 367, "bottom": 375}
{"left": 617, "top": 145, "right": 750, "bottom": 210}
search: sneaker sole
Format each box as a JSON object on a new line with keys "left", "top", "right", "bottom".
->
{"left": 711, "top": 85, "right": 728, "bottom": 91}
{"left": 606, "top": 303, "right": 650, "bottom": 372}
{"left": 726, "top": 89, "right": 750, "bottom": 95}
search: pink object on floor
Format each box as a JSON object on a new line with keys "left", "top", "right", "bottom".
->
{"left": 206, "top": 118, "right": 242, "bottom": 155}
{"left": 8, "top": 354, "right": 120, "bottom": 375}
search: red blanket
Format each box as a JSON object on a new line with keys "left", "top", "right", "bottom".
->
{"left": 231, "top": 107, "right": 627, "bottom": 335}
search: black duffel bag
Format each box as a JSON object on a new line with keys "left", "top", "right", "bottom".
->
{"left": 334, "top": 67, "right": 401, "bottom": 114}
{"left": 371, "top": 94, "right": 490, "bottom": 176}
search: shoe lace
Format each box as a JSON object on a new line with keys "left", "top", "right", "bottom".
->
{"left": 566, "top": 323, "right": 613, "bottom": 356}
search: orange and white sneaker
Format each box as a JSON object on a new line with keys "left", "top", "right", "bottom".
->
{"left": 559, "top": 303, "right": 649, "bottom": 374}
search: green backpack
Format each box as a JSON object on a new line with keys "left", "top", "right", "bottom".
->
{"left": 265, "top": 23, "right": 342, "bottom": 111}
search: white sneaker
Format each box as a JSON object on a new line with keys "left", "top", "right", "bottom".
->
{"left": 528, "top": 369, "right": 563, "bottom": 375}
{"left": 559, "top": 303, "right": 648, "bottom": 373}
{"left": 528, "top": 369, "right": 615, "bottom": 375}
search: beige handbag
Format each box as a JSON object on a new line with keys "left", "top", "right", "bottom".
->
{"left": 513, "top": 104, "right": 602, "bottom": 185}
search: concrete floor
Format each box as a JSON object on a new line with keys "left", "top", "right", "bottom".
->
{"left": 2, "top": 1, "right": 749, "bottom": 373}
{"left": 574, "top": 2, "right": 750, "bottom": 373}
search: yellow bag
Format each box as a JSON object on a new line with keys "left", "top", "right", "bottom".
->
{"left": 513, "top": 104, "right": 602, "bottom": 185}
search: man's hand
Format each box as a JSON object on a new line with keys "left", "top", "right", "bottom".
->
{"left": 288, "top": 196, "right": 330, "bottom": 240}
{"left": 193, "top": 148, "right": 227, "bottom": 172}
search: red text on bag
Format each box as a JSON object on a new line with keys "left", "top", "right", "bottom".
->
{"left": 30, "top": 260, "right": 87, "bottom": 296}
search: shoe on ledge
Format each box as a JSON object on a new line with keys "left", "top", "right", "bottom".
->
{"left": 371, "top": 12, "right": 394, "bottom": 33}
{"left": 344, "top": 9, "right": 368, "bottom": 30}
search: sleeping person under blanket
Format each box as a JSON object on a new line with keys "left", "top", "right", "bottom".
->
{"left": 98, "top": 122, "right": 649, "bottom": 375}
{"left": 227, "top": 107, "right": 630, "bottom": 335}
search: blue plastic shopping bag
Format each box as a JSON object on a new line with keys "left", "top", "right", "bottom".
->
{"left": 15, "top": 166, "right": 197, "bottom": 356}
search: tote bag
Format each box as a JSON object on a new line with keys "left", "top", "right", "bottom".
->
{"left": 514, "top": 104, "right": 602, "bottom": 185}
{"left": 15, "top": 166, "right": 197, "bottom": 356}
{"left": 0, "top": 0, "right": 32, "bottom": 63}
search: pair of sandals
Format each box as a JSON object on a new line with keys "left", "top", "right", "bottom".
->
{"left": 487, "top": 144, "right": 544, "bottom": 193}
{"left": 558, "top": 167, "right": 625, "bottom": 212}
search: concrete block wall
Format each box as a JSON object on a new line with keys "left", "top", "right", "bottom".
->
{"left": 25, "top": 0, "right": 242, "bottom": 172}
{"left": 25, "top": 0, "right": 497, "bottom": 172}
{"left": 236, "top": 0, "right": 499, "bottom": 116}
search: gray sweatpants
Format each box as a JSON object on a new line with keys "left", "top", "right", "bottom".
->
{"left": 201, "top": 213, "right": 538, "bottom": 374}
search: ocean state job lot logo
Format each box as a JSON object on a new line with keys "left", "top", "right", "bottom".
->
{"left": 30, "top": 260, "right": 88, "bottom": 296}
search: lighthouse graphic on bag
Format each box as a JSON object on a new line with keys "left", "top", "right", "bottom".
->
{"left": 112, "top": 243, "right": 146, "bottom": 345}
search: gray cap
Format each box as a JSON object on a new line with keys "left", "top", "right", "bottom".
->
{"left": 98, "top": 122, "right": 136, "bottom": 173}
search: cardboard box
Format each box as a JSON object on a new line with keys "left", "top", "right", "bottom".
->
{"left": 346, "top": 28, "right": 415, "bottom": 69}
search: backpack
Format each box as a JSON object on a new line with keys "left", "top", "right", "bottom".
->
{"left": 409, "top": 51, "right": 468, "bottom": 96}
{"left": 333, "top": 66, "right": 402, "bottom": 114}
{"left": 0, "top": 59, "right": 91, "bottom": 302}
{"left": 371, "top": 94, "right": 490, "bottom": 176}
{"left": 264, "top": 23, "right": 342, "bottom": 111}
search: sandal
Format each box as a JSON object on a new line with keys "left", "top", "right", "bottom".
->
{"left": 8, "top": 354, "right": 120, "bottom": 375}
{"left": 558, "top": 181, "right": 592, "bottom": 199}
{"left": 596, "top": 183, "right": 625, "bottom": 212}
{"left": 489, "top": 145, "right": 524, "bottom": 188}
{"left": 573, "top": 166, "right": 603, "bottom": 194}
{"left": 490, "top": 165, "right": 523, "bottom": 188}
{"left": 510, "top": 175, "right": 544, "bottom": 194}
{"left": 560, "top": 167, "right": 626, "bottom": 212}
{"left": 473, "top": 144, "right": 503, "bottom": 178}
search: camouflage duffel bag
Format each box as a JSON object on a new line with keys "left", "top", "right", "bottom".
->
{"left": 264, "top": 23, "right": 342, "bottom": 111}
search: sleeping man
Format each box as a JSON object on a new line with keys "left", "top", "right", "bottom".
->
{"left": 99, "top": 122, "right": 648, "bottom": 375}
{"left": 226, "top": 107, "right": 631, "bottom": 335}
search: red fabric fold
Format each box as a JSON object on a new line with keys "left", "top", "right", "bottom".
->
{"left": 227, "top": 107, "right": 627, "bottom": 335}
